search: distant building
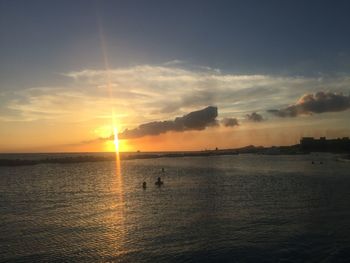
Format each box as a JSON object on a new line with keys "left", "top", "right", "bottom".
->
{"left": 300, "top": 137, "right": 350, "bottom": 152}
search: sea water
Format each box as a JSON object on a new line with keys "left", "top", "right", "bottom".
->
{"left": 0, "top": 153, "right": 350, "bottom": 262}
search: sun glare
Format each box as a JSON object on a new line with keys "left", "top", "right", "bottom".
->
{"left": 113, "top": 127, "right": 119, "bottom": 152}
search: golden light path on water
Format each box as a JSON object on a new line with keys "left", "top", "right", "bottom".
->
{"left": 113, "top": 126, "right": 122, "bottom": 184}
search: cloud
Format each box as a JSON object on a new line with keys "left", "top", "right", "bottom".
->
{"left": 64, "top": 65, "right": 326, "bottom": 117}
{"left": 3, "top": 64, "right": 350, "bottom": 126}
{"left": 118, "top": 106, "right": 218, "bottom": 139}
{"left": 163, "top": 59, "right": 186, "bottom": 66}
{"left": 221, "top": 117, "right": 239, "bottom": 127}
{"left": 268, "top": 91, "right": 350, "bottom": 117}
{"left": 246, "top": 112, "right": 264, "bottom": 122}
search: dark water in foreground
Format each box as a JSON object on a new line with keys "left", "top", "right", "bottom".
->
{"left": 1, "top": 153, "right": 350, "bottom": 262}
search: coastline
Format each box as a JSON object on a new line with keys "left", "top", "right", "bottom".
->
{"left": 2, "top": 144, "right": 349, "bottom": 167}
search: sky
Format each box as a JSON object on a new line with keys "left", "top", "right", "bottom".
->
{"left": 0, "top": 0, "right": 350, "bottom": 152}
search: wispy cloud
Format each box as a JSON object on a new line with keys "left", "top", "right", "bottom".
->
{"left": 1, "top": 64, "right": 350, "bottom": 128}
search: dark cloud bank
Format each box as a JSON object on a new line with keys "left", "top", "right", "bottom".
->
{"left": 119, "top": 106, "right": 218, "bottom": 139}
{"left": 269, "top": 92, "right": 350, "bottom": 117}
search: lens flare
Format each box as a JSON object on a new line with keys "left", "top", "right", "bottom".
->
{"left": 113, "top": 127, "right": 119, "bottom": 153}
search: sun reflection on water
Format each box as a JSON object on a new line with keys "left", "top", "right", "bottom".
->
{"left": 102, "top": 126, "right": 126, "bottom": 254}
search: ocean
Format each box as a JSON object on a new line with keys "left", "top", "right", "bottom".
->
{"left": 0, "top": 153, "right": 350, "bottom": 262}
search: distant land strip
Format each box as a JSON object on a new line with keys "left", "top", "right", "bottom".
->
{"left": 1, "top": 143, "right": 349, "bottom": 167}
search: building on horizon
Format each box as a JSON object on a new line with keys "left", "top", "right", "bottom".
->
{"left": 300, "top": 137, "right": 350, "bottom": 152}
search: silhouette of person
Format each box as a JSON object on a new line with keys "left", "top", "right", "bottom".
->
{"left": 155, "top": 177, "right": 163, "bottom": 186}
{"left": 142, "top": 181, "right": 147, "bottom": 189}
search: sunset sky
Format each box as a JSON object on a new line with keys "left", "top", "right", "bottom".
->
{"left": 1, "top": 0, "right": 350, "bottom": 152}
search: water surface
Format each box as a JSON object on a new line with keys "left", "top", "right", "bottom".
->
{"left": 1, "top": 153, "right": 350, "bottom": 262}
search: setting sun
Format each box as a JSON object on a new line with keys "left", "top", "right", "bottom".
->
{"left": 104, "top": 136, "right": 131, "bottom": 152}
{"left": 113, "top": 127, "right": 119, "bottom": 152}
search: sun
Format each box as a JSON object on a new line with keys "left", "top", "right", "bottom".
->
{"left": 101, "top": 126, "right": 132, "bottom": 152}
{"left": 113, "top": 127, "right": 119, "bottom": 152}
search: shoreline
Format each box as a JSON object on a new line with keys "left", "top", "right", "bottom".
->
{"left": 1, "top": 144, "right": 349, "bottom": 166}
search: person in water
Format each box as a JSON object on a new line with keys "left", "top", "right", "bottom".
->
{"left": 142, "top": 181, "right": 147, "bottom": 189}
{"left": 155, "top": 177, "right": 163, "bottom": 186}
